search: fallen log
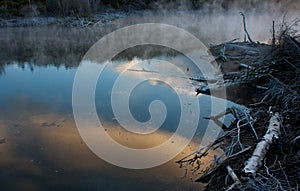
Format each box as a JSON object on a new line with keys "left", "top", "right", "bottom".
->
{"left": 195, "top": 62, "right": 277, "bottom": 94}
{"left": 181, "top": 19, "right": 299, "bottom": 190}
{"left": 243, "top": 112, "right": 282, "bottom": 177}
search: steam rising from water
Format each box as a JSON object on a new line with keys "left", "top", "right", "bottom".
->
{"left": 0, "top": 1, "right": 299, "bottom": 67}
{"left": 114, "top": 10, "right": 299, "bottom": 45}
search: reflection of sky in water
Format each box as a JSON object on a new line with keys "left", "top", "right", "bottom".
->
{"left": 0, "top": 64, "right": 76, "bottom": 114}
{"left": 129, "top": 80, "right": 181, "bottom": 133}
{"left": 0, "top": 58, "right": 234, "bottom": 191}
{"left": 0, "top": 57, "right": 233, "bottom": 138}
{"left": 94, "top": 57, "right": 214, "bottom": 138}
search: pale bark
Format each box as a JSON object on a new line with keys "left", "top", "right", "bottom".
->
{"left": 243, "top": 113, "right": 282, "bottom": 176}
{"left": 226, "top": 165, "right": 241, "bottom": 191}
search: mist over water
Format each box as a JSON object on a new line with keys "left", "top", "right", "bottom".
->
{"left": 0, "top": 1, "right": 299, "bottom": 68}
{"left": 0, "top": 1, "right": 299, "bottom": 190}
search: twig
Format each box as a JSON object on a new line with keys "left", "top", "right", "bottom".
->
{"left": 278, "top": 161, "right": 292, "bottom": 190}
{"left": 239, "top": 63, "right": 253, "bottom": 69}
{"left": 239, "top": 12, "right": 254, "bottom": 43}
{"left": 226, "top": 165, "right": 241, "bottom": 191}
{"left": 196, "top": 146, "right": 251, "bottom": 183}
{"left": 291, "top": 135, "right": 300, "bottom": 144}
{"left": 272, "top": 21, "right": 276, "bottom": 45}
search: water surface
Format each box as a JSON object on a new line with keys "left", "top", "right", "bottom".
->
{"left": 0, "top": 57, "right": 231, "bottom": 190}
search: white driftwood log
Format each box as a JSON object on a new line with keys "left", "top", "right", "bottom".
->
{"left": 243, "top": 112, "right": 282, "bottom": 176}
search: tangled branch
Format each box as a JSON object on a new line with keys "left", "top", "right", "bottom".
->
{"left": 180, "top": 17, "right": 300, "bottom": 191}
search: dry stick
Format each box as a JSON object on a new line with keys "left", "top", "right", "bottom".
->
{"left": 196, "top": 146, "right": 251, "bottom": 183}
{"left": 278, "top": 161, "right": 292, "bottom": 190}
{"left": 239, "top": 12, "right": 254, "bottom": 43}
{"left": 219, "top": 45, "right": 227, "bottom": 61}
{"left": 243, "top": 112, "right": 282, "bottom": 176}
{"left": 176, "top": 131, "right": 237, "bottom": 165}
{"left": 226, "top": 165, "right": 241, "bottom": 191}
{"left": 292, "top": 135, "right": 300, "bottom": 144}
{"left": 176, "top": 144, "right": 214, "bottom": 164}
{"left": 239, "top": 63, "right": 253, "bottom": 69}
{"left": 272, "top": 21, "right": 276, "bottom": 45}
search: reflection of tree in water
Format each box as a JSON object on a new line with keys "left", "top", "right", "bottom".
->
{"left": 0, "top": 64, "right": 5, "bottom": 75}
{"left": 0, "top": 25, "right": 104, "bottom": 72}
{"left": 0, "top": 27, "right": 190, "bottom": 76}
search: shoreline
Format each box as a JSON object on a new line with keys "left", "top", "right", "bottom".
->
{"left": 0, "top": 9, "right": 134, "bottom": 28}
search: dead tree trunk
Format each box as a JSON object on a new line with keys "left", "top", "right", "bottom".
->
{"left": 243, "top": 112, "right": 282, "bottom": 176}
